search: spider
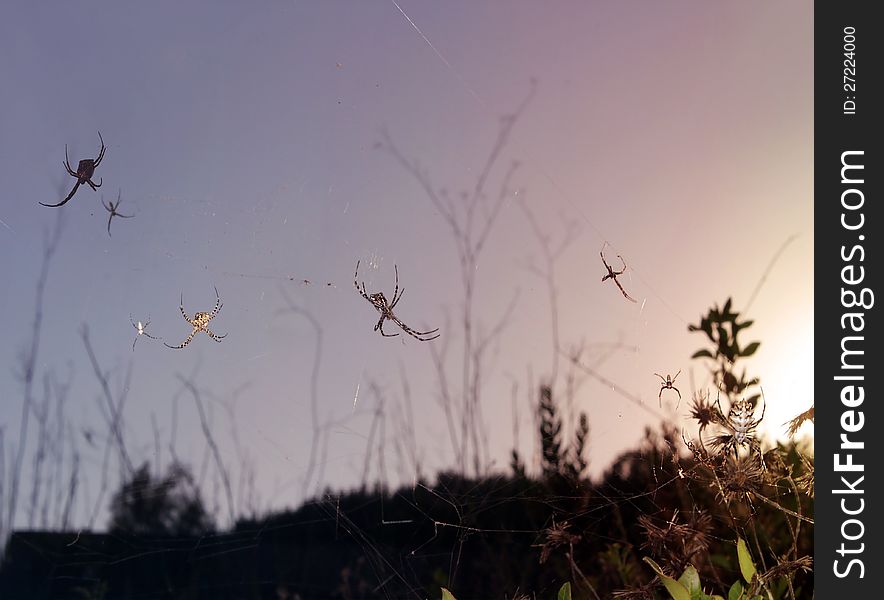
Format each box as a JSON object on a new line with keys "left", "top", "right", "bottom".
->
{"left": 164, "top": 287, "right": 227, "bottom": 349}
{"left": 41, "top": 132, "right": 106, "bottom": 207}
{"left": 130, "top": 315, "right": 161, "bottom": 351}
{"left": 101, "top": 190, "right": 133, "bottom": 236}
{"left": 655, "top": 370, "right": 682, "bottom": 407}
{"left": 600, "top": 249, "right": 636, "bottom": 303}
{"left": 711, "top": 394, "right": 766, "bottom": 458}
{"left": 354, "top": 260, "right": 440, "bottom": 341}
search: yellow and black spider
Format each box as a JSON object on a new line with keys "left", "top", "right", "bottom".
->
{"left": 165, "top": 287, "right": 227, "bottom": 349}
{"left": 354, "top": 260, "right": 439, "bottom": 342}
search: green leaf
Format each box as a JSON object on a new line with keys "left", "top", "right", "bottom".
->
{"left": 441, "top": 588, "right": 457, "bottom": 600}
{"left": 741, "top": 342, "right": 760, "bottom": 357}
{"left": 728, "top": 580, "right": 744, "bottom": 600}
{"left": 692, "top": 349, "right": 715, "bottom": 359}
{"left": 736, "top": 538, "right": 757, "bottom": 583}
{"left": 678, "top": 565, "right": 702, "bottom": 598}
{"left": 557, "top": 582, "right": 572, "bottom": 600}
{"left": 643, "top": 557, "right": 691, "bottom": 600}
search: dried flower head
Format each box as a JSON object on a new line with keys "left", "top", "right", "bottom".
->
{"left": 639, "top": 510, "right": 711, "bottom": 572}
{"left": 784, "top": 404, "right": 814, "bottom": 437}
{"left": 795, "top": 453, "right": 814, "bottom": 498}
{"left": 689, "top": 389, "right": 720, "bottom": 430}
{"left": 612, "top": 585, "right": 656, "bottom": 600}
{"left": 718, "top": 455, "right": 764, "bottom": 504}
{"left": 535, "top": 520, "right": 580, "bottom": 564}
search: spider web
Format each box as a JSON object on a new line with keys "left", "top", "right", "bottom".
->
{"left": 0, "top": 2, "right": 812, "bottom": 598}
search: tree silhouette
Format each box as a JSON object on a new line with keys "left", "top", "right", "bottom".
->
{"left": 108, "top": 462, "right": 214, "bottom": 537}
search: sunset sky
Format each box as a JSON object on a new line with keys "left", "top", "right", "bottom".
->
{"left": 0, "top": 1, "right": 812, "bottom": 528}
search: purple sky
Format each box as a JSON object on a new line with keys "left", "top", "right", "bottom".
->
{"left": 0, "top": 1, "right": 812, "bottom": 529}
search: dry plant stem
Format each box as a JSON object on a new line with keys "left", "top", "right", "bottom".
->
{"left": 394, "top": 364, "right": 422, "bottom": 482}
{"left": 751, "top": 491, "right": 813, "bottom": 524}
{"left": 5, "top": 215, "right": 63, "bottom": 545}
{"left": 278, "top": 289, "right": 325, "bottom": 499}
{"left": 179, "top": 376, "right": 236, "bottom": 525}
{"left": 151, "top": 413, "right": 161, "bottom": 479}
{"left": 568, "top": 547, "right": 602, "bottom": 600}
{"left": 60, "top": 431, "right": 79, "bottom": 531}
{"left": 516, "top": 197, "right": 580, "bottom": 386}
{"left": 379, "top": 85, "right": 533, "bottom": 476}
{"left": 80, "top": 325, "right": 134, "bottom": 475}
{"left": 87, "top": 431, "right": 113, "bottom": 529}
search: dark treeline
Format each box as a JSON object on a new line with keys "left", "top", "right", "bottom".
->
{"left": 0, "top": 415, "right": 812, "bottom": 600}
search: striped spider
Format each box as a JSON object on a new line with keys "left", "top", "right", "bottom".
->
{"left": 711, "top": 394, "right": 766, "bottom": 458}
{"left": 354, "top": 260, "right": 440, "bottom": 341}
{"left": 165, "top": 287, "right": 227, "bottom": 349}
{"left": 41, "top": 132, "right": 106, "bottom": 207}
{"left": 600, "top": 249, "right": 636, "bottom": 303}
{"left": 655, "top": 370, "right": 681, "bottom": 407}
{"left": 130, "top": 315, "right": 161, "bottom": 351}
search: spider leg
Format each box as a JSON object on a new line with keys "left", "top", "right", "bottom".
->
{"left": 204, "top": 328, "right": 227, "bottom": 342}
{"left": 654, "top": 373, "right": 666, "bottom": 382}
{"left": 165, "top": 330, "right": 196, "bottom": 350}
{"left": 376, "top": 317, "right": 400, "bottom": 337}
{"left": 63, "top": 145, "right": 78, "bottom": 176}
{"left": 391, "top": 286, "right": 404, "bottom": 309}
{"left": 672, "top": 369, "right": 681, "bottom": 382}
{"left": 391, "top": 265, "right": 400, "bottom": 306}
{"left": 87, "top": 177, "right": 102, "bottom": 191}
{"left": 599, "top": 252, "right": 613, "bottom": 280}
{"left": 613, "top": 277, "right": 637, "bottom": 303}
{"left": 658, "top": 387, "right": 663, "bottom": 407}
{"left": 115, "top": 212, "right": 133, "bottom": 218}
{"left": 142, "top": 331, "right": 161, "bottom": 341}
{"left": 615, "top": 254, "right": 628, "bottom": 273}
{"left": 40, "top": 181, "right": 81, "bottom": 207}
{"left": 354, "top": 261, "right": 372, "bottom": 300}
{"left": 674, "top": 387, "right": 682, "bottom": 409}
{"left": 107, "top": 212, "right": 114, "bottom": 236}
{"left": 391, "top": 315, "right": 440, "bottom": 341}
{"left": 211, "top": 286, "right": 223, "bottom": 317}
{"left": 93, "top": 131, "right": 106, "bottom": 167}
{"left": 179, "top": 294, "right": 190, "bottom": 323}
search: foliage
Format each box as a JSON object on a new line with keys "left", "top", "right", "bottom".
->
{"left": 108, "top": 461, "right": 214, "bottom": 537}
{"left": 688, "top": 298, "right": 760, "bottom": 402}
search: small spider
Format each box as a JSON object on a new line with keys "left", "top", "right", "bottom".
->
{"left": 41, "top": 132, "right": 106, "bottom": 207}
{"left": 655, "top": 370, "right": 682, "bottom": 407}
{"left": 101, "top": 190, "right": 133, "bottom": 236}
{"left": 130, "top": 315, "right": 161, "bottom": 351}
{"left": 165, "top": 287, "right": 227, "bottom": 349}
{"left": 711, "top": 394, "right": 766, "bottom": 458}
{"left": 600, "top": 249, "right": 636, "bottom": 303}
{"left": 354, "top": 260, "right": 440, "bottom": 341}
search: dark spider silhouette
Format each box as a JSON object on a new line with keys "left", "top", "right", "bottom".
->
{"left": 655, "top": 370, "right": 682, "bottom": 407}
{"left": 101, "top": 190, "right": 133, "bottom": 236}
{"left": 41, "top": 132, "right": 106, "bottom": 207}
{"left": 165, "top": 287, "right": 227, "bottom": 349}
{"left": 600, "top": 249, "right": 636, "bottom": 302}
{"left": 354, "top": 260, "right": 440, "bottom": 341}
